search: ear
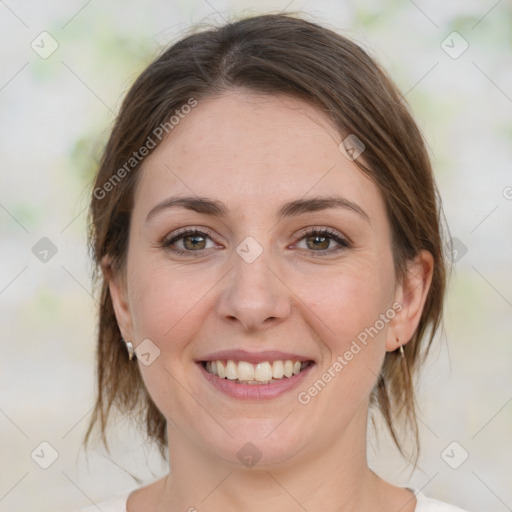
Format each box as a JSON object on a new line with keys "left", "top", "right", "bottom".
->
{"left": 385, "top": 250, "right": 434, "bottom": 352}
{"left": 101, "top": 255, "right": 134, "bottom": 342}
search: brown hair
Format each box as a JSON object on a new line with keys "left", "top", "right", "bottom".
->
{"left": 84, "top": 12, "right": 447, "bottom": 465}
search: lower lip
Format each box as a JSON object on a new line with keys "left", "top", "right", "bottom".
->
{"left": 197, "top": 362, "right": 315, "bottom": 400}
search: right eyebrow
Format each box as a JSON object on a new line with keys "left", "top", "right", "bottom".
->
{"left": 146, "top": 196, "right": 228, "bottom": 223}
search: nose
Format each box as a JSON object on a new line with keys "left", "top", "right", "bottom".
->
{"left": 216, "top": 243, "right": 292, "bottom": 332}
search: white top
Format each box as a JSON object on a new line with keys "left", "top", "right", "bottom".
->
{"left": 72, "top": 488, "right": 470, "bottom": 511}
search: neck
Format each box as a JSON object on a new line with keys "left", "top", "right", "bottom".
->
{"left": 155, "top": 407, "right": 394, "bottom": 512}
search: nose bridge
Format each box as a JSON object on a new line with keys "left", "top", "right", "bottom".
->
{"left": 216, "top": 235, "right": 291, "bottom": 330}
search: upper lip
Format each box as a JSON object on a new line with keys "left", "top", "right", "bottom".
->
{"left": 196, "top": 349, "right": 314, "bottom": 365}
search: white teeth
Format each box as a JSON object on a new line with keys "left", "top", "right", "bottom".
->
{"left": 203, "top": 358, "right": 310, "bottom": 383}
{"left": 225, "top": 360, "right": 237, "bottom": 380}
{"left": 237, "top": 361, "right": 255, "bottom": 381}
{"left": 255, "top": 362, "right": 273, "bottom": 382}
{"left": 217, "top": 360, "right": 226, "bottom": 378}
{"left": 272, "top": 360, "right": 284, "bottom": 379}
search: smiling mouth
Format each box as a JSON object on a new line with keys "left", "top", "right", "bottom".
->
{"left": 200, "top": 359, "right": 314, "bottom": 385}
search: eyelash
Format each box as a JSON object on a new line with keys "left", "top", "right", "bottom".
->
{"left": 161, "top": 226, "right": 351, "bottom": 258}
{"left": 161, "top": 227, "right": 218, "bottom": 256}
{"left": 293, "top": 227, "right": 351, "bottom": 256}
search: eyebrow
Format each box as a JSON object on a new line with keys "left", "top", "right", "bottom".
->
{"left": 145, "top": 195, "right": 370, "bottom": 223}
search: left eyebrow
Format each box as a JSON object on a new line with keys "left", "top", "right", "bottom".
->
{"left": 145, "top": 194, "right": 370, "bottom": 224}
{"left": 276, "top": 196, "right": 370, "bottom": 223}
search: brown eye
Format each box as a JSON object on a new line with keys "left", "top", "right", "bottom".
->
{"left": 162, "top": 228, "right": 218, "bottom": 255}
{"left": 295, "top": 228, "right": 350, "bottom": 256}
{"left": 305, "top": 233, "right": 331, "bottom": 251}
{"left": 182, "top": 233, "right": 207, "bottom": 250}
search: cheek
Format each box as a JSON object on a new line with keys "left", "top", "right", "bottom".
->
{"left": 303, "top": 262, "right": 392, "bottom": 340}
{"left": 127, "top": 258, "right": 214, "bottom": 423}
{"left": 299, "top": 262, "right": 393, "bottom": 389}
{"left": 127, "top": 256, "right": 208, "bottom": 353}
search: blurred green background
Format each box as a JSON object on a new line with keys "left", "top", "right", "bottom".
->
{"left": 1, "top": 1, "right": 511, "bottom": 511}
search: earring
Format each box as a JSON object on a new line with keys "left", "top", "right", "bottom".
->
{"left": 123, "top": 339, "right": 135, "bottom": 361}
{"left": 397, "top": 337, "right": 405, "bottom": 358}
{"left": 396, "top": 337, "right": 411, "bottom": 385}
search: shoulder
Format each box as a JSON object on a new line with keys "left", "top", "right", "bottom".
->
{"left": 72, "top": 476, "right": 166, "bottom": 511}
{"left": 71, "top": 490, "right": 131, "bottom": 512}
{"left": 415, "top": 491, "right": 470, "bottom": 512}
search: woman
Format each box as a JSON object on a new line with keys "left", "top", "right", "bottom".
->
{"left": 78, "top": 12, "right": 468, "bottom": 512}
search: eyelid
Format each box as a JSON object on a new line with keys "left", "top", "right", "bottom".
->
{"left": 294, "top": 225, "right": 351, "bottom": 245}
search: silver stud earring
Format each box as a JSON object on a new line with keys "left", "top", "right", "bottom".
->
{"left": 123, "top": 339, "right": 135, "bottom": 361}
{"left": 396, "top": 337, "right": 411, "bottom": 385}
{"left": 396, "top": 337, "right": 405, "bottom": 358}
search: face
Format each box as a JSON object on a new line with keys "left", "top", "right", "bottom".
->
{"left": 108, "top": 90, "right": 429, "bottom": 468}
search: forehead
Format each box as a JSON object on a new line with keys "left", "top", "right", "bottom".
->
{"left": 133, "top": 91, "right": 384, "bottom": 222}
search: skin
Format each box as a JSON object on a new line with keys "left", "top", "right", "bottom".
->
{"left": 106, "top": 90, "right": 433, "bottom": 512}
